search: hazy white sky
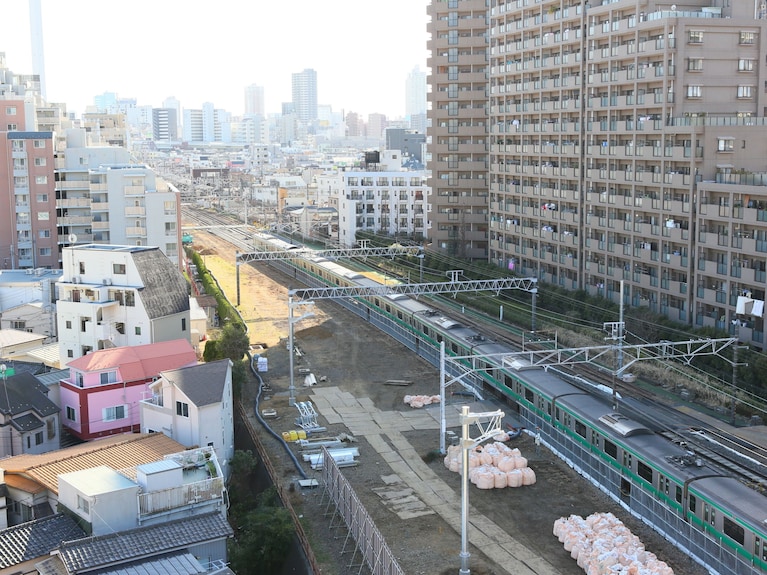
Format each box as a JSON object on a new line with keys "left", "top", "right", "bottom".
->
{"left": 3, "top": 0, "right": 429, "bottom": 118}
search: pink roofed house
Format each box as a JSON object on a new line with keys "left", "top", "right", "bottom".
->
{"left": 60, "top": 340, "right": 197, "bottom": 440}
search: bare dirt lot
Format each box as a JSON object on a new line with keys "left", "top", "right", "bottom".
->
{"left": 193, "top": 229, "right": 707, "bottom": 575}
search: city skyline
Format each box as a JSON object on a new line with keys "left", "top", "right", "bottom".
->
{"left": 3, "top": 0, "right": 429, "bottom": 118}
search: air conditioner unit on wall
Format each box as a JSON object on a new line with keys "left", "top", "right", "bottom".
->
{"left": 102, "top": 278, "right": 113, "bottom": 285}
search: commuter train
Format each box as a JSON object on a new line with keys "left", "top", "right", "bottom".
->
{"left": 252, "top": 232, "right": 767, "bottom": 575}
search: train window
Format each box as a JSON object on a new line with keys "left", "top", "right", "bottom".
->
{"left": 574, "top": 420, "right": 586, "bottom": 438}
{"left": 723, "top": 517, "right": 745, "bottom": 546}
{"left": 637, "top": 460, "right": 652, "bottom": 482}
{"left": 604, "top": 439, "right": 617, "bottom": 460}
{"left": 385, "top": 305, "right": 391, "bottom": 313}
{"left": 689, "top": 494, "right": 697, "bottom": 514}
{"left": 555, "top": 407, "right": 561, "bottom": 421}
{"left": 675, "top": 486, "right": 682, "bottom": 504}
{"left": 524, "top": 388, "right": 534, "bottom": 403}
{"left": 397, "top": 311, "right": 403, "bottom": 320}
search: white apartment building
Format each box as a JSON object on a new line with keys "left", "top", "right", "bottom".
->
{"left": 57, "top": 244, "right": 191, "bottom": 366}
{"left": 337, "top": 151, "right": 430, "bottom": 247}
{"left": 55, "top": 129, "right": 182, "bottom": 267}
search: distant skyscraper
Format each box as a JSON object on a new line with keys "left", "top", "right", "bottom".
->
{"left": 29, "top": 0, "right": 47, "bottom": 101}
{"left": 152, "top": 108, "right": 178, "bottom": 141}
{"left": 244, "top": 84, "right": 265, "bottom": 117}
{"left": 292, "top": 68, "right": 318, "bottom": 124}
{"left": 405, "top": 66, "right": 427, "bottom": 121}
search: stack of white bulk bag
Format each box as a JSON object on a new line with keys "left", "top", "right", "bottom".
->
{"left": 403, "top": 394, "right": 441, "bottom": 408}
{"left": 442, "top": 441, "right": 536, "bottom": 488}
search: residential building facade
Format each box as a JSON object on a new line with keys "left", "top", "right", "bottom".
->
{"left": 292, "top": 68, "right": 318, "bottom": 126}
{"left": 427, "top": 0, "right": 490, "bottom": 259}
{"left": 57, "top": 244, "right": 191, "bottom": 366}
{"left": 141, "top": 359, "right": 234, "bottom": 479}
{"left": 60, "top": 339, "right": 197, "bottom": 440}
{"left": 485, "top": 0, "right": 767, "bottom": 348}
{"left": 337, "top": 151, "right": 429, "bottom": 246}
{"left": 0, "top": 371, "right": 60, "bottom": 460}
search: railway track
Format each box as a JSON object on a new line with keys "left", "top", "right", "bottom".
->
{"left": 183, "top": 205, "right": 767, "bottom": 487}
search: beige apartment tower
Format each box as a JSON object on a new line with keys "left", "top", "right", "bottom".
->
{"left": 427, "top": 0, "right": 490, "bottom": 259}
{"left": 429, "top": 0, "right": 767, "bottom": 350}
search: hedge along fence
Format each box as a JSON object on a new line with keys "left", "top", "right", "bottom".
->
{"left": 185, "top": 247, "right": 245, "bottom": 331}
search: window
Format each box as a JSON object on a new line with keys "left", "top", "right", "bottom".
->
{"left": 737, "top": 85, "right": 753, "bottom": 99}
{"left": 47, "top": 418, "right": 55, "bottom": 439}
{"left": 37, "top": 211, "right": 49, "bottom": 221}
{"left": 35, "top": 175, "right": 48, "bottom": 185}
{"left": 687, "top": 58, "right": 703, "bottom": 72}
{"left": 688, "top": 31, "right": 703, "bottom": 43}
{"left": 39, "top": 229, "right": 50, "bottom": 239}
{"left": 67, "top": 349, "right": 74, "bottom": 358}
{"left": 77, "top": 495, "right": 90, "bottom": 515}
{"left": 723, "top": 516, "right": 745, "bottom": 545}
{"left": 102, "top": 404, "right": 126, "bottom": 421}
{"left": 135, "top": 326, "right": 142, "bottom": 335}
{"left": 718, "top": 138, "right": 734, "bottom": 152}
{"left": 39, "top": 247, "right": 51, "bottom": 257}
{"left": 637, "top": 460, "right": 653, "bottom": 482}
{"left": 604, "top": 439, "right": 618, "bottom": 459}
{"left": 176, "top": 401, "right": 189, "bottom": 417}
{"left": 181, "top": 318, "right": 187, "bottom": 331}
{"left": 100, "top": 371, "right": 117, "bottom": 385}
{"left": 163, "top": 200, "right": 176, "bottom": 214}
{"left": 65, "top": 320, "right": 72, "bottom": 329}
{"left": 7, "top": 123, "right": 17, "bottom": 131}
{"left": 34, "top": 157, "right": 46, "bottom": 166}
{"left": 66, "top": 406, "right": 77, "bottom": 421}
{"left": 11, "top": 321, "right": 26, "bottom": 330}
{"left": 113, "top": 263, "right": 126, "bottom": 274}
{"left": 740, "top": 31, "right": 756, "bottom": 45}
{"left": 33, "top": 139, "right": 45, "bottom": 148}
{"left": 115, "top": 322, "right": 125, "bottom": 334}
{"left": 689, "top": 494, "right": 697, "bottom": 513}
{"left": 5, "top": 106, "right": 16, "bottom": 115}
{"left": 164, "top": 221, "right": 176, "bottom": 232}
{"left": 35, "top": 431, "right": 43, "bottom": 445}
{"left": 686, "top": 85, "right": 702, "bottom": 98}
{"left": 76, "top": 373, "right": 83, "bottom": 387}
{"left": 738, "top": 58, "right": 755, "bottom": 72}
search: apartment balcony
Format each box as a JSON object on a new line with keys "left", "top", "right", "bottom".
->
{"left": 58, "top": 233, "right": 93, "bottom": 244}
{"left": 91, "top": 200, "right": 109, "bottom": 212}
{"left": 56, "top": 197, "right": 91, "bottom": 209}
{"left": 56, "top": 180, "right": 90, "bottom": 190}
{"left": 92, "top": 220, "right": 110, "bottom": 230}
{"left": 59, "top": 216, "right": 92, "bottom": 226}
{"left": 126, "top": 226, "right": 147, "bottom": 237}
{"left": 124, "top": 185, "right": 146, "bottom": 196}
{"left": 125, "top": 206, "right": 146, "bottom": 217}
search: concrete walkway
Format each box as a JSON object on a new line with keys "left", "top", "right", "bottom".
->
{"left": 310, "top": 386, "right": 558, "bottom": 575}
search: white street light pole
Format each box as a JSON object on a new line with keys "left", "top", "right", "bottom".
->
{"left": 459, "top": 406, "right": 504, "bottom": 575}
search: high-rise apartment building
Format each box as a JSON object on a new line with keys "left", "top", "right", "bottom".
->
{"left": 0, "top": 54, "right": 58, "bottom": 270}
{"left": 429, "top": 0, "right": 767, "bottom": 349}
{"left": 426, "top": 0, "right": 490, "bottom": 259}
{"left": 406, "top": 66, "right": 428, "bottom": 122}
{"left": 152, "top": 108, "right": 178, "bottom": 142}
{"left": 244, "top": 84, "right": 265, "bottom": 117}
{"left": 292, "top": 68, "right": 318, "bottom": 125}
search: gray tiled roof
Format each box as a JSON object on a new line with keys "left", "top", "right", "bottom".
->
{"left": 0, "top": 371, "right": 59, "bottom": 418}
{"left": 56, "top": 512, "right": 233, "bottom": 572}
{"left": 161, "top": 359, "right": 230, "bottom": 407}
{"left": 0, "top": 513, "right": 85, "bottom": 568}
{"left": 131, "top": 249, "right": 190, "bottom": 320}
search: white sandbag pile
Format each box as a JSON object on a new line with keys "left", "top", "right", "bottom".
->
{"left": 553, "top": 512, "right": 674, "bottom": 575}
{"left": 443, "top": 441, "right": 536, "bottom": 489}
{"left": 403, "top": 394, "right": 441, "bottom": 408}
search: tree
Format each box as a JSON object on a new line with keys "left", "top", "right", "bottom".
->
{"left": 218, "top": 323, "right": 250, "bottom": 362}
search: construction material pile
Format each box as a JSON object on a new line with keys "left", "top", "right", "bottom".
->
{"left": 403, "top": 394, "right": 441, "bottom": 408}
{"left": 553, "top": 512, "right": 674, "bottom": 575}
{"left": 443, "top": 441, "right": 536, "bottom": 489}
